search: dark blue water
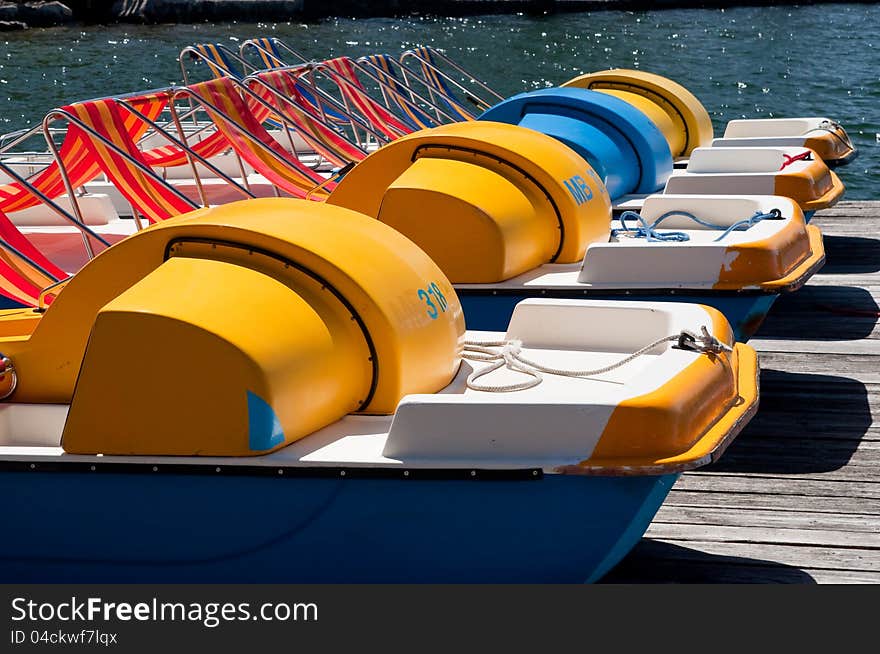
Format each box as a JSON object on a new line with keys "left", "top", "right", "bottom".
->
{"left": 1, "top": 4, "right": 877, "bottom": 196}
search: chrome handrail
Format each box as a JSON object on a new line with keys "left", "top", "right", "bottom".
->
{"left": 400, "top": 46, "right": 503, "bottom": 110}
{"left": 0, "top": 159, "right": 111, "bottom": 260}
{"left": 306, "top": 61, "right": 412, "bottom": 139}
{"left": 0, "top": 352, "right": 17, "bottom": 400}
{"left": 0, "top": 236, "right": 63, "bottom": 285}
{"left": 117, "top": 98, "right": 256, "bottom": 206}
{"left": 240, "top": 37, "right": 309, "bottom": 67}
{"left": 42, "top": 107, "right": 200, "bottom": 229}
{"left": 243, "top": 70, "right": 385, "bottom": 149}
{"left": 179, "top": 43, "right": 259, "bottom": 83}
{"left": 348, "top": 56, "right": 458, "bottom": 125}
{"left": 168, "top": 80, "right": 328, "bottom": 197}
{"left": 37, "top": 277, "right": 70, "bottom": 310}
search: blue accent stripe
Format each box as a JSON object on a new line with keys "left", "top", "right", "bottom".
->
{"left": 247, "top": 390, "right": 285, "bottom": 451}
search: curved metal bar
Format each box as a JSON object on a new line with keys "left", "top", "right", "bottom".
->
{"left": 0, "top": 159, "right": 111, "bottom": 251}
{"left": 41, "top": 112, "right": 96, "bottom": 259}
{"left": 117, "top": 100, "right": 256, "bottom": 203}
{"left": 178, "top": 44, "right": 259, "bottom": 132}
{"left": 0, "top": 236, "right": 63, "bottom": 284}
{"left": 38, "top": 277, "right": 70, "bottom": 309}
{"left": 0, "top": 124, "right": 46, "bottom": 155}
{"left": 307, "top": 62, "right": 411, "bottom": 139}
{"left": 179, "top": 44, "right": 258, "bottom": 80}
{"left": 348, "top": 57, "right": 458, "bottom": 124}
{"left": 168, "top": 83, "right": 328, "bottom": 197}
{"left": 240, "top": 38, "right": 309, "bottom": 67}
{"left": 401, "top": 46, "right": 504, "bottom": 102}
{"left": 43, "top": 108, "right": 199, "bottom": 213}
{"left": 240, "top": 39, "right": 292, "bottom": 68}
{"left": 242, "top": 74, "right": 374, "bottom": 155}
{"left": 246, "top": 66, "right": 390, "bottom": 146}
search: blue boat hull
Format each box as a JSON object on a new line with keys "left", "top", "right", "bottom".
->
{"left": 0, "top": 468, "right": 678, "bottom": 583}
{"left": 459, "top": 291, "right": 778, "bottom": 342}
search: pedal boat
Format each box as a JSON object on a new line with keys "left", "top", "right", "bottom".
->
{"left": 711, "top": 118, "right": 858, "bottom": 168}
{"left": 662, "top": 146, "right": 844, "bottom": 223}
{"left": 478, "top": 88, "right": 845, "bottom": 222}
{"left": 0, "top": 198, "right": 758, "bottom": 583}
{"left": 561, "top": 68, "right": 858, "bottom": 168}
{"left": 326, "top": 121, "right": 825, "bottom": 341}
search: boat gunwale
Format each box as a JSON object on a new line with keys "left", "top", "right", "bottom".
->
{"left": 557, "top": 341, "right": 759, "bottom": 477}
{"left": 0, "top": 457, "right": 545, "bottom": 481}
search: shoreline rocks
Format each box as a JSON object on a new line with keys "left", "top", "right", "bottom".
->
{"left": 102, "top": 2, "right": 664, "bottom": 24}
{"left": 109, "top": 1, "right": 304, "bottom": 23}
{"left": 0, "top": 1, "right": 73, "bottom": 29}
{"left": 0, "top": 0, "right": 858, "bottom": 29}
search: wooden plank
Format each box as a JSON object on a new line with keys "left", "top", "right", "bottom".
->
{"left": 745, "top": 415, "right": 880, "bottom": 439}
{"left": 753, "top": 340, "right": 880, "bottom": 356}
{"left": 640, "top": 538, "right": 880, "bottom": 572}
{"left": 665, "top": 489, "right": 880, "bottom": 515}
{"left": 691, "top": 467, "right": 879, "bottom": 483}
{"left": 813, "top": 201, "right": 880, "bottom": 217}
{"left": 754, "top": 320, "right": 880, "bottom": 342}
{"left": 771, "top": 275, "right": 880, "bottom": 288}
{"left": 701, "top": 461, "right": 880, "bottom": 482}
{"left": 673, "top": 473, "right": 880, "bottom": 499}
{"left": 645, "top": 523, "right": 877, "bottom": 549}
{"left": 711, "top": 440, "right": 880, "bottom": 466}
{"left": 652, "top": 506, "right": 880, "bottom": 533}
{"left": 755, "top": 391, "right": 880, "bottom": 412}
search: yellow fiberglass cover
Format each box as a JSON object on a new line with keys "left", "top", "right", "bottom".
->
{"left": 562, "top": 69, "right": 715, "bottom": 158}
{"left": 0, "top": 198, "right": 464, "bottom": 456}
{"left": 327, "top": 121, "right": 612, "bottom": 283}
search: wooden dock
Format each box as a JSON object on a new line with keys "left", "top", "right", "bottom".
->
{"left": 604, "top": 200, "right": 880, "bottom": 584}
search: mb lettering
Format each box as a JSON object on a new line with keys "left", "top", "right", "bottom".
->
{"left": 564, "top": 175, "right": 593, "bottom": 205}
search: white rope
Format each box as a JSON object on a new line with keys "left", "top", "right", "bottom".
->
{"left": 463, "top": 326, "right": 733, "bottom": 393}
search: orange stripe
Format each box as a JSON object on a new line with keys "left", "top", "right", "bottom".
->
{"left": 368, "top": 55, "right": 437, "bottom": 129}
{"left": 0, "top": 93, "right": 160, "bottom": 214}
{"left": 188, "top": 78, "right": 329, "bottom": 198}
{"left": 68, "top": 100, "right": 195, "bottom": 222}
{"left": 322, "top": 58, "right": 412, "bottom": 138}
{"left": 196, "top": 44, "right": 233, "bottom": 79}
{"left": 417, "top": 47, "right": 474, "bottom": 121}
{"left": 249, "top": 71, "right": 364, "bottom": 166}
{"left": 74, "top": 103, "right": 165, "bottom": 220}
{"left": 0, "top": 208, "right": 67, "bottom": 282}
{"left": 0, "top": 254, "right": 42, "bottom": 306}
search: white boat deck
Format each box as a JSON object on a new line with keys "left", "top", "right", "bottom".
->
{"left": 0, "top": 300, "right": 719, "bottom": 472}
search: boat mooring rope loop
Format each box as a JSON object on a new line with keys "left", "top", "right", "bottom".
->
{"left": 612, "top": 208, "right": 783, "bottom": 244}
{"left": 803, "top": 119, "right": 855, "bottom": 150}
{"left": 779, "top": 150, "right": 812, "bottom": 170}
{"left": 0, "top": 353, "right": 17, "bottom": 400}
{"left": 462, "top": 326, "right": 733, "bottom": 392}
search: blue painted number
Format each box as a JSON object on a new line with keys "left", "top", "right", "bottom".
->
{"left": 418, "top": 288, "right": 438, "bottom": 319}
{"left": 418, "top": 282, "right": 448, "bottom": 319}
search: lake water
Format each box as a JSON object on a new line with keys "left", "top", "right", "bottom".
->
{"left": 1, "top": 4, "right": 877, "bottom": 197}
